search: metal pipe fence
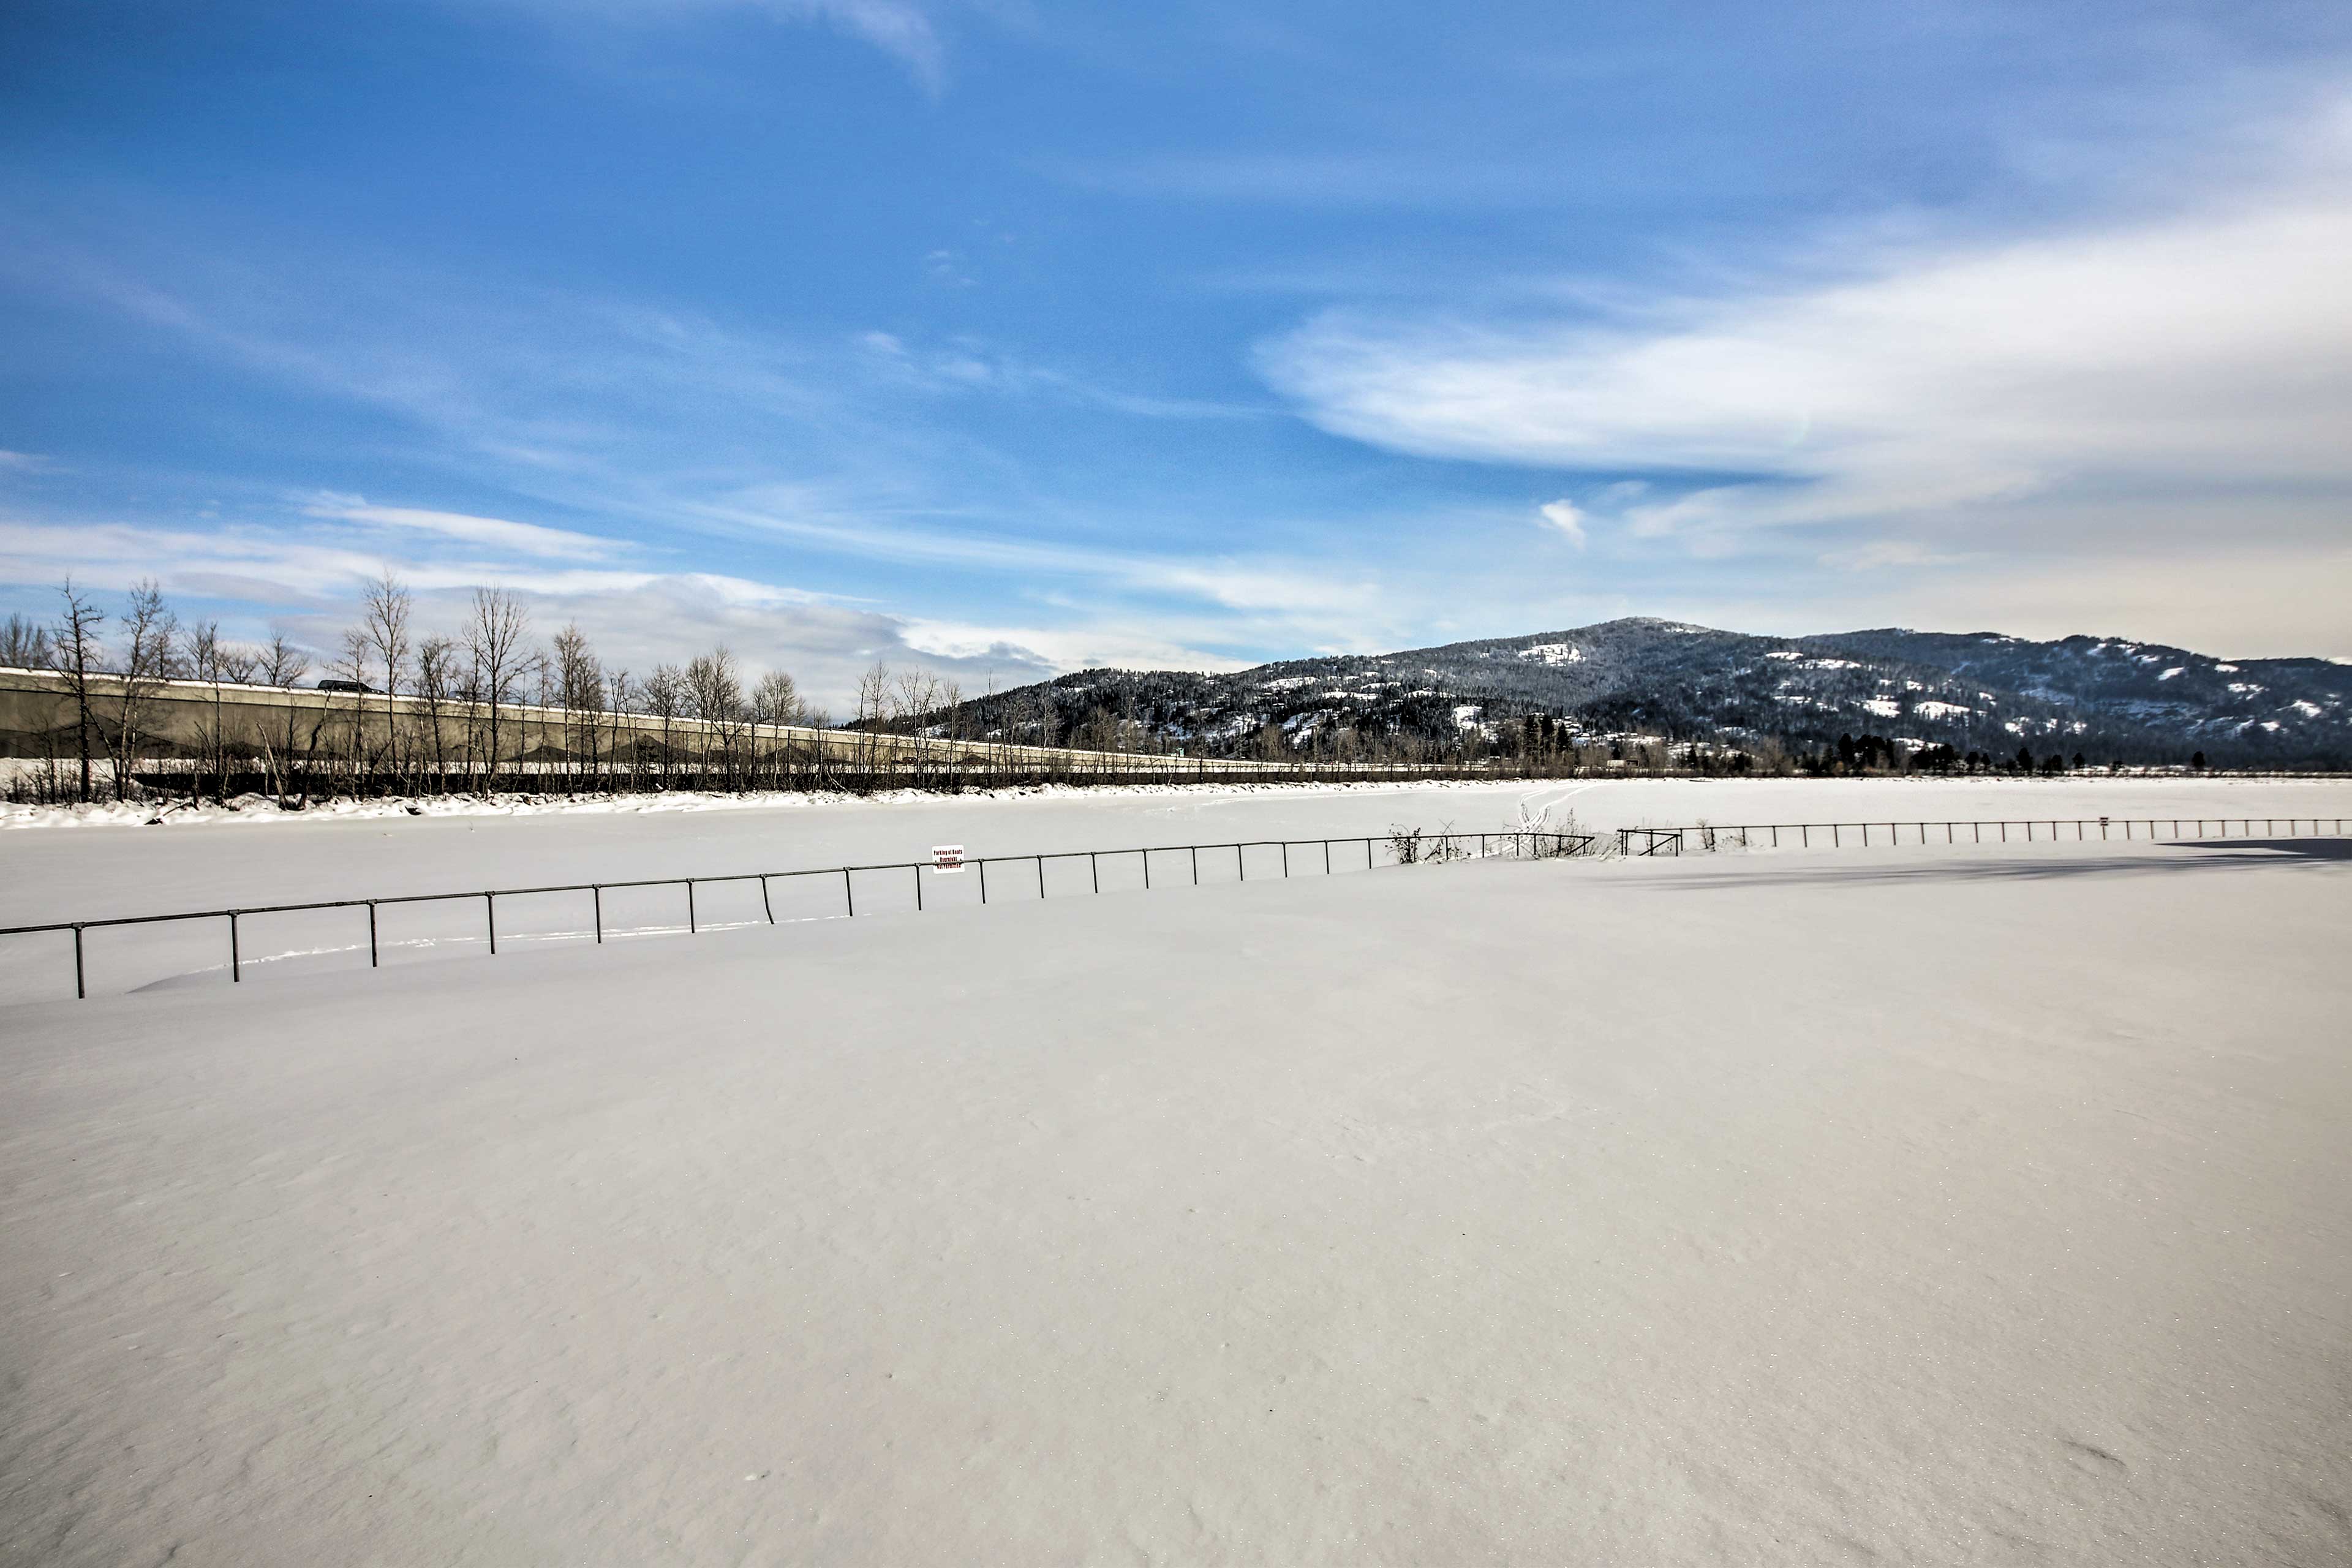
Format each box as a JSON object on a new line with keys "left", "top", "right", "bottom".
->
{"left": 1, "top": 829, "right": 1598, "bottom": 1001}
{"left": 11, "top": 812, "right": 2346, "bottom": 1001}
{"left": 1617, "top": 815, "right": 2350, "bottom": 856}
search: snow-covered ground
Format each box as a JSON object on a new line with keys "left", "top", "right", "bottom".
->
{"left": 2, "top": 775, "right": 2346, "bottom": 1003}
{"left": 3, "top": 836, "right": 2346, "bottom": 1563}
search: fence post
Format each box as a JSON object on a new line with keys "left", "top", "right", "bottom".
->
{"left": 1192, "top": 846, "right": 1199, "bottom": 885}
{"left": 1366, "top": 838, "right": 1374, "bottom": 869}
{"left": 232, "top": 910, "right": 243, "bottom": 979}
{"left": 1091, "top": 852, "right": 1099, "bottom": 893}
{"left": 1140, "top": 851, "right": 1149, "bottom": 891}
{"left": 1037, "top": 855, "right": 1046, "bottom": 897}
{"left": 914, "top": 864, "right": 924, "bottom": 911}
{"left": 1237, "top": 844, "right": 1246, "bottom": 881}
{"left": 687, "top": 880, "right": 698, "bottom": 933}
{"left": 368, "top": 900, "right": 379, "bottom": 967}
{"left": 486, "top": 892, "right": 496, "bottom": 953}
{"left": 978, "top": 859, "right": 988, "bottom": 904}
{"left": 73, "top": 924, "right": 85, "bottom": 1000}
{"left": 843, "top": 867, "right": 854, "bottom": 917}
{"left": 759, "top": 876, "right": 772, "bottom": 925}
{"left": 594, "top": 884, "right": 605, "bottom": 942}
{"left": 1281, "top": 842, "right": 1289, "bottom": 877}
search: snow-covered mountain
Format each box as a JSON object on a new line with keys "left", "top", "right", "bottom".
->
{"left": 954, "top": 618, "right": 2351, "bottom": 766}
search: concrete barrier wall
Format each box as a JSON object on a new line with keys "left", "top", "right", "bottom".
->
{"left": 0, "top": 666, "right": 1291, "bottom": 777}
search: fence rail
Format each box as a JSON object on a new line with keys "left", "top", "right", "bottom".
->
{"left": 0, "top": 829, "right": 1597, "bottom": 1000}
{"left": 10, "top": 813, "right": 2346, "bottom": 1001}
{"left": 1618, "top": 815, "right": 2350, "bottom": 855}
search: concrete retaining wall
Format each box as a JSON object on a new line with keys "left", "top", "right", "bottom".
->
{"left": 0, "top": 666, "right": 1286, "bottom": 777}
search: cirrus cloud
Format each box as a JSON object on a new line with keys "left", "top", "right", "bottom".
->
{"left": 1258, "top": 108, "right": 2352, "bottom": 559}
{"left": 1536, "top": 499, "right": 1587, "bottom": 548}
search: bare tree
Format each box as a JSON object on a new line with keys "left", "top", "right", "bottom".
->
{"left": 414, "top": 635, "right": 458, "bottom": 793}
{"left": 1, "top": 612, "right": 51, "bottom": 669}
{"left": 890, "top": 668, "right": 944, "bottom": 783}
{"left": 603, "top": 667, "right": 634, "bottom": 790}
{"left": 333, "top": 627, "right": 375, "bottom": 791}
{"left": 259, "top": 631, "right": 309, "bottom": 690}
{"left": 464, "top": 587, "right": 529, "bottom": 792}
{"left": 51, "top": 579, "right": 104, "bottom": 802}
{"left": 752, "top": 668, "right": 808, "bottom": 788}
{"left": 527, "top": 650, "right": 554, "bottom": 787}
{"left": 685, "top": 647, "right": 743, "bottom": 787}
{"left": 552, "top": 623, "right": 601, "bottom": 790}
{"left": 181, "top": 620, "right": 253, "bottom": 804}
{"left": 892, "top": 668, "right": 940, "bottom": 726}
{"left": 643, "top": 663, "right": 685, "bottom": 789}
{"left": 753, "top": 668, "right": 808, "bottom": 727}
{"left": 255, "top": 631, "right": 311, "bottom": 802}
{"left": 854, "top": 661, "right": 891, "bottom": 782}
{"left": 362, "top": 570, "right": 412, "bottom": 783}
{"left": 112, "top": 579, "right": 178, "bottom": 801}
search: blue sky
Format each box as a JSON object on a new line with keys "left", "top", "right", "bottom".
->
{"left": 4, "top": 1, "right": 2350, "bottom": 707}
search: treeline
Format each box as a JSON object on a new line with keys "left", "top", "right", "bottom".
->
{"left": 1801, "top": 735, "right": 2175, "bottom": 777}
{"left": 904, "top": 665, "right": 2264, "bottom": 781}
{"left": 5, "top": 575, "right": 1399, "bottom": 806}
{"left": 936, "top": 668, "right": 1559, "bottom": 767}
{"left": 926, "top": 671, "right": 1770, "bottom": 773}
{"left": 0, "top": 575, "right": 859, "bottom": 805}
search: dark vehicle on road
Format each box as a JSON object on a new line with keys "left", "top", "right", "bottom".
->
{"left": 316, "top": 678, "right": 374, "bottom": 694}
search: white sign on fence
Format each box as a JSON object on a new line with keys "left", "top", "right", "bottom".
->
{"left": 932, "top": 845, "right": 966, "bottom": 873}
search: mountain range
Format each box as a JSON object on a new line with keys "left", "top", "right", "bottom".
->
{"left": 954, "top": 619, "right": 2351, "bottom": 767}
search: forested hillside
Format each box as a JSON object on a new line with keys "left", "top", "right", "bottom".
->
{"left": 940, "top": 619, "right": 2350, "bottom": 769}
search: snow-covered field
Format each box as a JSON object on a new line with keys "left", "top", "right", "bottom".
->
{"left": 2, "top": 829, "right": 2347, "bottom": 1564}
{"left": 2, "top": 775, "right": 2347, "bottom": 1003}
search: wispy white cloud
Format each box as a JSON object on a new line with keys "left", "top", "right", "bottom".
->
{"left": 1259, "top": 99, "right": 2352, "bottom": 562}
{"left": 800, "top": 0, "right": 943, "bottom": 88}
{"left": 1817, "top": 540, "right": 1970, "bottom": 571}
{"left": 898, "top": 617, "right": 1252, "bottom": 676}
{"left": 485, "top": 0, "right": 947, "bottom": 91}
{"left": 303, "top": 494, "right": 630, "bottom": 561}
{"left": 1, "top": 514, "right": 671, "bottom": 603}
{"left": 853, "top": 328, "right": 1273, "bottom": 420}
{"left": 1536, "top": 499, "right": 1586, "bottom": 549}
{"left": 1145, "top": 562, "right": 1378, "bottom": 617}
